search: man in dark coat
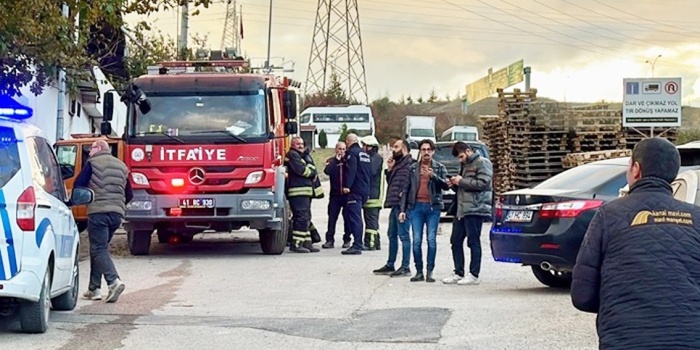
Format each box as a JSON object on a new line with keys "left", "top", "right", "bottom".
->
{"left": 340, "top": 133, "right": 371, "bottom": 255}
{"left": 571, "top": 137, "right": 700, "bottom": 349}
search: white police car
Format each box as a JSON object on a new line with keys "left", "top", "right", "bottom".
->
{"left": 0, "top": 95, "right": 93, "bottom": 333}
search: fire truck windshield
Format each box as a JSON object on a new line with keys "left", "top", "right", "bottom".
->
{"left": 131, "top": 90, "right": 267, "bottom": 140}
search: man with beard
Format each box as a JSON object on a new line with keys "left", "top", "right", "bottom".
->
{"left": 443, "top": 142, "right": 493, "bottom": 285}
{"left": 360, "top": 135, "right": 385, "bottom": 251}
{"left": 373, "top": 139, "right": 413, "bottom": 277}
{"left": 284, "top": 137, "right": 318, "bottom": 253}
{"left": 407, "top": 139, "right": 450, "bottom": 282}
{"left": 340, "top": 133, "right": 371, "bottom": 255}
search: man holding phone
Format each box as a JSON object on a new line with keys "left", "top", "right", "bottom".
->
{"left": 443, "top": 142, "right": 493, "bottom": 285}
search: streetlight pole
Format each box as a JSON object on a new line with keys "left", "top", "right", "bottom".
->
{"left": 265, "top": 0, "right": 273, "bottom": 72}
{"left": 645, "top": 54, "right": 662, "bottom": 77}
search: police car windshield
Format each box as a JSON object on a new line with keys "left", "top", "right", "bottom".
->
{"left": 131, "top": 90, "right": 267, "bottom": 140}
{"left": 0, "top": 127, "right": 20, "bottom": 188}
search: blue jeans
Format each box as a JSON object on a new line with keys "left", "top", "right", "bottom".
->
{"left": 387, "top": 206, "right": 411, "bottom": 269}
{"left": 410, "top": 202, "right": 440, "bottom": 272}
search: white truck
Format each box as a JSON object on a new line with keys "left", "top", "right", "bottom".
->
{"left": 405, "top": 115, "right": 436, "bottom": 144}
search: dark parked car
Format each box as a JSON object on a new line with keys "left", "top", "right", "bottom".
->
{"left": 490, "top": 156, "right": 700, "bottom": 288}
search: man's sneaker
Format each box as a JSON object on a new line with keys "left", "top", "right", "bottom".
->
{"left": 82, "top": 289, "right": 102, "bottom": 301}
{"left": 321, "top": 242, "right": 334, "bottom": 249}
{"left": 342, "top": 241, "right": 351, "bottom": 249}
{"left": 373, "top": 265, "right": 395, "bottom": 275}
{"left": 457, "top": 274, "right": 480, "bottom": 285}
{"left": 390, "top": 267, "right": 411, "bottom": 277}
{"left": 341, "top": 247, "right": 362, "bottom": 255}
{"left": 442, "top": 274, "right": 463, "bottom": 284}
{"left": 106, "top": 279, "right": 126, "bottom": 303}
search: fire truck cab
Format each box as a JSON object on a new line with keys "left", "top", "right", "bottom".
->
{"left": 101, "top": 54, "right": 299, "bottom": 256}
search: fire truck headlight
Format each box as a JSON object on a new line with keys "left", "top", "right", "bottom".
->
{"left": 132, "top": 172, "right": 150, "bottom": 185}
{"left": 241, "top": 200, "right": 271, "bottom": 211}
{"left": 127, "top": 200, "right": 153, "bottom": 211}
{"left": 245, "top": 171, "right": 264, "bottom": 185}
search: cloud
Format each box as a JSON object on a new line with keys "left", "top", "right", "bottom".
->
{"left": 125, "top": 0, "right": 700, "bottom": 106}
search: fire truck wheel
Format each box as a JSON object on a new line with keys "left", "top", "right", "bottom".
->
{"left": 259, "top": 228, "right": 286, "bottom": 255}
{"left": 128, "top": 230, "right": 152, "bottom": 256}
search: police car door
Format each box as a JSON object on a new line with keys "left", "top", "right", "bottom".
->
{"left": 27, "top": 137, "right": 72, "bottom": 271}
{"left": 0, "top": 125, "right": 24, "bottom": 281}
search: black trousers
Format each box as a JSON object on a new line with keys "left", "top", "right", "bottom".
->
{"left": 326, "top": 195, "right": 351, "bottom": 243}
{"left": 450, "top": 215, "right": 484, "bottom": 278}
{"left": 345, "top": 193, "right": 367, "bottom": 250}
{"left": 289, "top": 196, "right": 312, "bottom": 245}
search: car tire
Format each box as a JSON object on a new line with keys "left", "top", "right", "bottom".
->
{"left": 531, "top": 266, "right": 572, "bottom": 288}
{"left": 127, "top": 230, "right": 152, "bottom": 256}
{"left": 19, "top": 267, "right": 51, "bottom": 333}
{"left": 259, "top": 208, "right": 288, "bottom": 255}
{"left": 51, "top": 252, "right": 79, "bottom": 311}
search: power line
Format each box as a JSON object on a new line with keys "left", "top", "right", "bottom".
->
{"left": 589, "top": 0, "right": 700, "bottom": 37}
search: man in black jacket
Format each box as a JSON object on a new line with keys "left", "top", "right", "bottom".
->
{"left": 341, "top": 133, "right": 371, "bottom": 255}
{"left": 322, "top": 142, "right": 352, "bottom": 248}
{"left": 572, "top": 137, "right": 700, "bottom": 349}
{"left": 373, "top": 139, "right": 413, "bottom": 277}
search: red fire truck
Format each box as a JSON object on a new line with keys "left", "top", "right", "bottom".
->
{"left": 100, "top": 54, "right": 299, "bottom": 255}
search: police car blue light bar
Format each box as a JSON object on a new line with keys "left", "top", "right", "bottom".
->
{"left": 0, "top": 95, "right": 33, "bottom": 120}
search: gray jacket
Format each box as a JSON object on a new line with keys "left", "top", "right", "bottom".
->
{"left": 454, "top": 153, "right": 493, "bottom": 218}
{"left": 87, "top": 151, "right": 130, "bottom": 216}
{"left": 407, "top": 159, "right": 450, "bottom": 210}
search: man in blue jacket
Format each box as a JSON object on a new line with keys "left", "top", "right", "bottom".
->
{"left": 572, "top": 137, "right": 700, "bottom": 349}
{"left": 341, "top": 133, "right": 371, "bottom": 255}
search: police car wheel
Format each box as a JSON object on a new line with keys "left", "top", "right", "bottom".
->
{"left": 19, "top": 268, "right": 51, "bottom": 333}
{"left": 51, "top": 253, "right": 80, "bottom": 311}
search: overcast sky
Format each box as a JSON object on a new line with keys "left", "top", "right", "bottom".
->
{"left": 126, "top": 0, "right": 700, "bottom": 106}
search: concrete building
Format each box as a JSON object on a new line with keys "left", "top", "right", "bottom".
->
{"left": 13, "top": 67, "right": 126, "bottom": 145}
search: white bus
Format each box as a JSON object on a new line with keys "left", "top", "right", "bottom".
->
{"left": 440, "top": 126, "right": 479, "bottom": 142}
{"left": 299, "top": 105, "right": 375, "bottom": 148}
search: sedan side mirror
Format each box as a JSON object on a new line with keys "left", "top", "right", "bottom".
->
{"left": 70, "top": 187, "right": 94, "bottom": 206}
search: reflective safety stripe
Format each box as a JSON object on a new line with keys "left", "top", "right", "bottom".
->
{"left": 313, "top": 185, "right": 324, "bottom": 197}
{"left": 288, "top": 187, "right": 313, "bottom": 197}
{"left": 292, "top": 230, "right": 310, "bottom": 244}
{"left": 364, "top": 198, "right": 383, "bottom": 208}
{"left": 302, "top": 167, "right": 313, "bottom": 177}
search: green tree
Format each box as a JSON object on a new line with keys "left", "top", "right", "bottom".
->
{"left": 339, "top": 123, "right": 350, "bottom": 143}
{"left": 325, "top": 71, "right": 349, "bottom": 104}
{"left": 406, "top": 95, "right": 414, "bottom": 105}
{"left": 428, "top": 89, "right": 438, "bottom": 103}
{"left": 318, "top": 129, "right": 328, "bottom": 149}
{"left": 0, "top": 0, "right": 213, "bottom": 96}
{"left": 417, "top": 95, "right": 424, "bottom": 104}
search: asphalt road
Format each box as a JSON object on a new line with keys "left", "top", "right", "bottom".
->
{"left": 0, "top": 181, "right": 598, "bottom": 349}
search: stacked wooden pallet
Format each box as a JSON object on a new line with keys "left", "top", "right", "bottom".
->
{"left": 562, "top": 149, "right": 632, "bottom": 169}
{"left": 566, "top": 105, "right": 626, "bottom": 152}
{"left": 623, "top": 127, "right": 679, "bottom": 149}
{"left": 498, "top": 89, "right": 569, "bottom": 189}
{"left": 479, "top": 115, "right": 515, "bottom": 194}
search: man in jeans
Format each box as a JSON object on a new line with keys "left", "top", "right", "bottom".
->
{"left": 372, "top": 139, "right": 413, "bottom": 277}
{"left": 407, "top": 139, "right": 449, "bottom": 283}
{"left": 443, "top": 142, "right": 493, "bottom": 285}
{"left": 74, "top": 139, "right": 132, "bottom": 303}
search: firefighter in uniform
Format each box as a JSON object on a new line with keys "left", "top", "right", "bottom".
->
{"left": 304, "top": 148, "right": 324, "bottom": 244}
{"left": 285, "top": 137, "right": 319, "bottom": 253}
{"left": 361, "top": 135, "right": 384, "bottom": 251}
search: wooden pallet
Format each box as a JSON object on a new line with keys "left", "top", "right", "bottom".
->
{"left": 562, "top": 149, "right": 631, "bottom": 168}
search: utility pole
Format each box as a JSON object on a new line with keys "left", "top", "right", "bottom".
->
{"left": 56, "top": 3, "right": 70, "bottom": 141}
{"left": 645, "top": 54, "right": 662, "bottom": 77}
{"left": 265, "top": 0, "right": 273, "bottom": 72}
{"left": 178, "top": 2, "right": 189, "bottom": 60}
